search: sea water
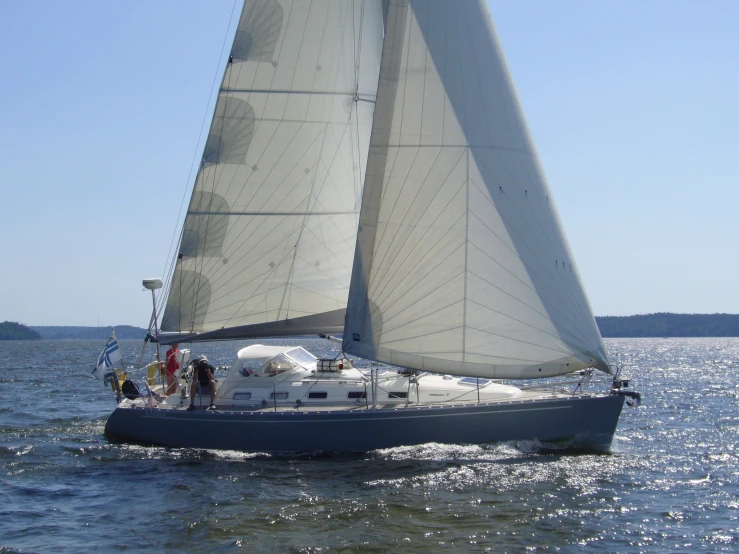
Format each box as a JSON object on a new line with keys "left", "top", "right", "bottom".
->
{"left": 0, "top": 338, "right": 737, "bottom": 552}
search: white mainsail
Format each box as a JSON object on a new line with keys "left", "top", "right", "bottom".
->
{"left": 161, "top": 0, "right": 383, "bottom": 339}
{"left": 343, "top": 0, "right": 609, "bottom": 379}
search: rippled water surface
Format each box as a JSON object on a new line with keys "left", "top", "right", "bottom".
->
{"left": 1, "top": 338, "right": 738, "bottom": 552}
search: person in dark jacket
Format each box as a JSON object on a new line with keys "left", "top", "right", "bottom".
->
{"left": 187, "top": 356, "right": 217, "bottom": 411}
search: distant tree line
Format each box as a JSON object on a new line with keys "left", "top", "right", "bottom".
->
{"left": 596, "top": 313, "right": 739, "bottom": 338}
{"left": 0, "top": 321, "right": 43, "bottom": 340}
{"left": 3, "top": 314, "right": 739, "bottom": 340}
{"left": 30, "top": 325, "right": 147, "bottom": 340}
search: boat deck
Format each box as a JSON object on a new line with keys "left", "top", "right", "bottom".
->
{"left": 141, "top": 386, "right": 590, "bottom": 413}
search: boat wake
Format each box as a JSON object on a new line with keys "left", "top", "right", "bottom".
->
{"left": 374, "top": 438, "right": 614, "bottom": 461}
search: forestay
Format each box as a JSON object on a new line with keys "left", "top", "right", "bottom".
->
{"left": 162, "top": 0, "right": 383, "bottom": 338}
{"left": 343, "top": 0, "right": 609, "bottom": 379}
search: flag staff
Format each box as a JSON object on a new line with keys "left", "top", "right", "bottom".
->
{"left": 92, "top": 330, "right": 122, "bottom": 379}
{"left": 119, "top": 333, "right": 126, "bottom": 373}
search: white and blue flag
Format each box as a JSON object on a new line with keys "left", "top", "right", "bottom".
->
{"left": 92, "top": 330, "right": 122, "bottom": 378}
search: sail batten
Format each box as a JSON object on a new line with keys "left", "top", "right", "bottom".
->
{"left": 185, "top": 211, "right": 357, "bottom": 216}
{"left": 343, "top": 0, "right": 609, "bottom": 379}
{"left": 162, "top": 0, "right": 384, "bottom": 337}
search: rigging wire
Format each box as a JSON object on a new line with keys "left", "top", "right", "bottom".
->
{"left": 156, "top": 0, "right": 240, "bottom": 322}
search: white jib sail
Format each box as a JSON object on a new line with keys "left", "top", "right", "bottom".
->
{"left": 343, "top": 0, "right": 609, "bottom": 379}
{"left": 162, "top": 0, "right": 383, "bottom": 337}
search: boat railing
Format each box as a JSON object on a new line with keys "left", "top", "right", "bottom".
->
{"left": 519, "top": 371, "right": 602, "bottom": 395}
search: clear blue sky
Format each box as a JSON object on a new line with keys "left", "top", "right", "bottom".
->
{"left": 1, "top": 1, "right": 737, "bottom": 327}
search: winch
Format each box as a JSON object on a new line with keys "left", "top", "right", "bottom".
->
{"left": 316, "top": 356, "right": 353, "bottom": 372}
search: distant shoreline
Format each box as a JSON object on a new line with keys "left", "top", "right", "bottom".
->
{"left": 596, "top": 313, "right": 739, "bottom": 338}
{"left": 28, "top": 325, "right": 147, "bottom": 340}
{"left": 2, "top": 313, "right": 731, "bottom": 339}
{"left": 0, "top": 322, "right": 42, "bottom": 340}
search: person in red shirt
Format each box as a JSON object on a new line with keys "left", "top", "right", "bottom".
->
{"left": 164, "top": 343, "right": 180, "bottom": 395}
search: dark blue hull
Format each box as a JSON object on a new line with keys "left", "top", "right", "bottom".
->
{"left": 105, "top": 393, "right": 626, "bottom": 453}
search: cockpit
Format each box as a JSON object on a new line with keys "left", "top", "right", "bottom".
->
{"left": 235, "top": 346, "right": 317, "bottom": 377}
{"left": 216, "top": 345, "right": 318, "bottom": 401}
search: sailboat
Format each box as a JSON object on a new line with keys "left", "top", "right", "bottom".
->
{"left": 104, "top": 0, "right": 638, "bottom": 453}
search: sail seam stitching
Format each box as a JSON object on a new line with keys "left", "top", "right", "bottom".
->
{"left": 369, "top": 149, "right": 465, "bottom": 306}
